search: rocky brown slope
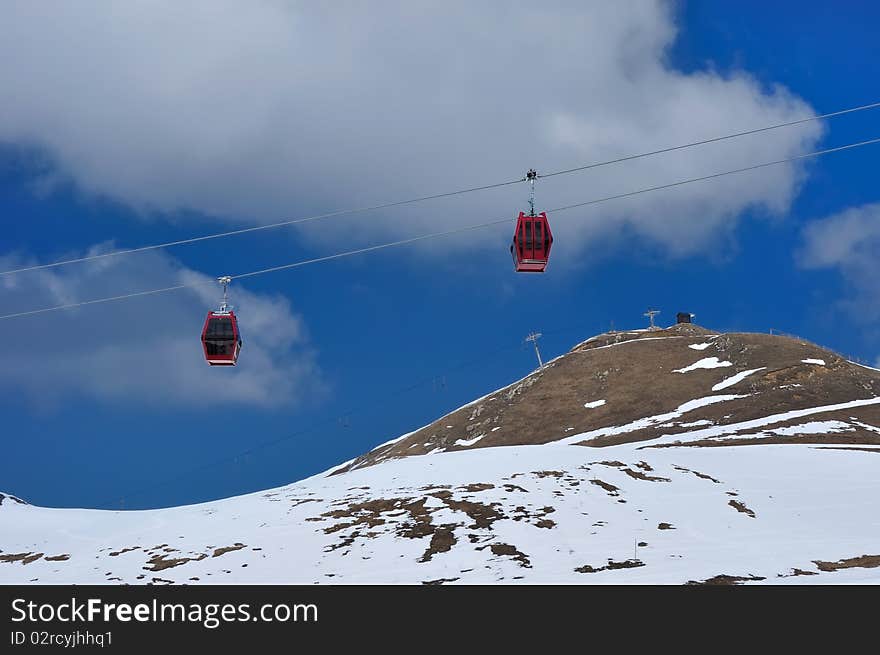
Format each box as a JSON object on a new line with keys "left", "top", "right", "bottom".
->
{"left": 337, "top": 323, "right": 880, "bottom": 473}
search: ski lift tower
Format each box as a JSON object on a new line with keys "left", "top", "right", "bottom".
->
{"left": 643, "top": 309, "right": 661, "bottom": 331}
{"left": 525, "top": 331, "right": 544, "bottom": 369}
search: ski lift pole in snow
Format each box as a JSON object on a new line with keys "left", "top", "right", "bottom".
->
{"left": 525, "top": 331, "right": 544, "bottom": 369}
{"left": 633, "top": 526, "right": 646, "bottom": 562}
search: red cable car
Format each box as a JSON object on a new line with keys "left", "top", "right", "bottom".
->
{"left": 511, "top": 210, "right": 553, "bottom": 272}
{"left": 201, "top": 311, "right": 242, "bottom": 366}
{"left": 201, "top": 276, "right": 242, "bottom": 366}
{"left": 510, "top": 169, "right": 553, "bottom": 272}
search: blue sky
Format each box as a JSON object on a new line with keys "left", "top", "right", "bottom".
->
{"left": 1, "top": 1, "right": 879, "bottom": 509}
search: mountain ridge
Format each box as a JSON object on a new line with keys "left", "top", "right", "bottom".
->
{"left": 3, "top": 322, "right": 879, "bottom": 585}
{"left": 337, "top": 323, "right": 880, "bottom": 473}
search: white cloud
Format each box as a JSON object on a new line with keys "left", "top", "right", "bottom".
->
{"left": 0, "top": 246, "right": 321, "bottom": 408}
{"left": 0, "top": 1, "right": 822, "bottom": 260}
{"left": 799, "top": 203, "right": 880, "bottom": 320}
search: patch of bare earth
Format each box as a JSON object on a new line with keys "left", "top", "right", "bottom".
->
{"left": 316, "top": 496, "right": 436, "bottom": 553}
{"left": 728, "top": 500, "right": 756, "bottom": 518}
{"left": 778, "top": 568, "right": 818, "bottom": 578}
{"left": 212, "top": 543, "right": 247, "bottom": 558}
{"left": 673, "top": 466, "right": 722, "bottom": 483}
{"left": 576, "top": 559, "right": 645, "bottom": 574}
{"left": 478, "top": 543, "right": 531, "bottom": 568}
{"left": 0, "top": 552, "right": 43, "bottom": 565}
{"left": 422, "top": 578, "right": 460, "bottom": 585}
{"left": 621, "top": 467, "right": 670, "bottom": 482}
{"left": 687, "top": 574, "right": 766, "bottom": 585}
{"left": 511, "top": 505, "right": 556, "bottom": 529}
{"left": 432, "top": 491, "right": 504, "bottom": 530}
{"left": 814, "top": 555, "right": 880, "bottom": 572}
{"left": 149, "top": 577, "right": 175, "bottom": 585}
{"left": 109, "top": 546, "right": 140, "bottom": 557}
{"left": 315, "top": 491, "right": 506, "bottom": 562}
{"left": 590, "top": 479, "right": 620, "bottom": 496}
{"left": 532, "top": 470, "right": 565, "bottom": 479}
{"left": 418, "top": 525, "right": 457, "bottom": 563}
{"left": 458, "top": 483, "right": 495, "bottom": 492}
{"left": 144, "top": 552, "right": 210, "bottom": 572}
{"left": 320, "top": 499, "right": 395, "bottom": 531}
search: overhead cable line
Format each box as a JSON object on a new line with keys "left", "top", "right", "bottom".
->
{"left": 538, "top": 100, "right": 880, "bottom": 179}
{"left": 94, "top": 335, "right": 535, "bottom": 508}
{"left": 2, "top": 135, "right": 879, "bottom": 322}
{"left": 0, "top": 178, "right": 523, "bottom": 278}
{"left": 2, "top": 100, "right": 879, "bottom": 278}
{"left": 96, "top": 318, "right": 600, "bottom": 509}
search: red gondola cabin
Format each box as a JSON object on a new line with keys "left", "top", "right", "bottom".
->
{"left": 511, "top": 211, "right": 553, "bottom": 272}
{"left": 201, "top": 311, "right": 242, "bottom": 366}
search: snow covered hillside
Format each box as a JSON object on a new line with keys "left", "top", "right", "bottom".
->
{"left": 2, "top": 324, "right": 879, "bottom": 585}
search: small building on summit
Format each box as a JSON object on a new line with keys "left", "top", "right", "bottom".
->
{"left": 676, "top": 312, "right": 694, "bottom": 324}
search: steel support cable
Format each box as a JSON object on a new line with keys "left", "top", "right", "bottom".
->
{"left": 2, "top": 135, "right": 879, "bottom": 322}
{"left": 94, "top": 333, "right": 539, "bottom": 509}
{"left": 3, "top": 100, "right": 879, "bottom": 278}
{"left": 96, "top": 318, "right": 605, "bottom": 509}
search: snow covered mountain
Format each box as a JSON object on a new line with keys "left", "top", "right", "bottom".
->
{"left": 3, "top": 324, "right": 880, "bottom": 585}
